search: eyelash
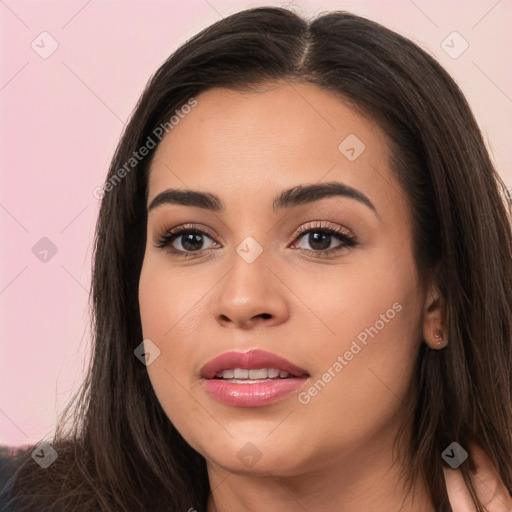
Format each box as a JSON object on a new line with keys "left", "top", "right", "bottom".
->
{"left": 154, "top": 221, "right": 358, "bottom": 259}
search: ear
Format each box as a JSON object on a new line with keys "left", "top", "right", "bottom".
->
{"left": 422, "top": 279, "right": 448, "bottom": 350}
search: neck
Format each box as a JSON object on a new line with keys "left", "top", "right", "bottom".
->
{"left": 205, "top": 438, "right": 435, "bottom": 512}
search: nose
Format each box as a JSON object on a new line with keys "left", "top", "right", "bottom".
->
{"left": 211, "top": 249, "right": 289, "bottom": 329}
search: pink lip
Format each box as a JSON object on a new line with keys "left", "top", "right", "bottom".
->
{"left": 200, "top": 349, "right": 309, "bottom": 408}
{"left": 200, "top": 349, "right": 309, "bottom": 378}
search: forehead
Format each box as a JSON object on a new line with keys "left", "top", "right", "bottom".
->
{"left": 147, "top": 82, "right": 398, "bottom": 215}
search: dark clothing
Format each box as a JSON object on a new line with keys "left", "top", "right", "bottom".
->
{"left": 0, "top": 445, "right": 26, "bottom": 511}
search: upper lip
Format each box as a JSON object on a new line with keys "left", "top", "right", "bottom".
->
{"left": 200, "top": 349, "right": 309, "bottom": 379}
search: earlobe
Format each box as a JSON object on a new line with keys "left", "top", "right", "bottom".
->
{"left": 422, "top": 281, "right": 449, "bottom": 350}
{"left": 432, "top": 330, "right": 448, "bottom": 348}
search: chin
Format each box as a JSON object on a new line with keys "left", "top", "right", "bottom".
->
{"left": 208, "top": 452, "right": 301, "bottom": 477}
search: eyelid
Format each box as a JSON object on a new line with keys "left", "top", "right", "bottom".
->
{"left": 155, "top": 222, "right": 217, "bottom": 241}
{"left": 291, "top": 220, "right": 355, "bottom": 241}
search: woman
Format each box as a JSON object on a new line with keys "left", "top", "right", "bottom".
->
{"left": 1, "top": 6, "right": 511, "bottom": 511}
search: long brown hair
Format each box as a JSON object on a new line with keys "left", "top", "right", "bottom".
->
{"left": 2, "top": 7, "right": 511, "bottom": 511}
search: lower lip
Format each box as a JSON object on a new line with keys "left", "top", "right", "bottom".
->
{"left": 203, "top": 377, "right": 309, "bottom": 407}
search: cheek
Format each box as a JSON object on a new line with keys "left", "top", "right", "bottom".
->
{"left": 139, "top": 260, "right": 192, "bottom": 376}
{"left": 285, "top": 245, "right": 421, "bottom": 356}
{"left": 293, "top": 249, "right": 423, "bottom": 441}
{"left": 138, "top": 256, "right": 214, "bottom": 439}
{"left": 138, "top": 252, "right": 209, "bottom": 343}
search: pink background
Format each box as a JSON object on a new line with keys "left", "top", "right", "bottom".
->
{"left": 1, "top": 0, "right": 511, "bottom": 446}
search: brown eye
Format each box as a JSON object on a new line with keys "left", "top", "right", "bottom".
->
{"left": 154, "top": 225, "right": 219, "bottom": 257}
{"left": 291, "top": 222, "right": 357, "bottom": 257}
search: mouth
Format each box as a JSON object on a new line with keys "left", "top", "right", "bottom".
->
{"left": 213, "top": 367, "right": 299, "bottom": 382}
{"left": 200, "top": 348, "right": 309, "bottom": 379}
{"left": 200, "top": 349, "right": 310, "bottom": 407}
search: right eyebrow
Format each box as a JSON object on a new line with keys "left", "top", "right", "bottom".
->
{"left": 148, "top": 189, "right": 222, "bottom": 213}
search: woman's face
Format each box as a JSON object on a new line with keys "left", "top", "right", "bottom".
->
{"left": 138, "top": 82, "right": 427, "bottom": 478}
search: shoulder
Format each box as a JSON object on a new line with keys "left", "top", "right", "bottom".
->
{"left": 0, "top": 442, "right": 96, "bottom": 511}
{"left": 0, "top": 445, "right": 17, "bottom": 478}
{"left": 0, "top": 445, "right": 28, "bottom": 511}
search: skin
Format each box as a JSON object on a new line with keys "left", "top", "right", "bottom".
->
{"left": 444, "top": 442, "right": 512, "bottom": 512}
{"left": 138, "top": 82, "right": 511, "bottom": 511}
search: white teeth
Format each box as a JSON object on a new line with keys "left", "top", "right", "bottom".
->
{"left": 249, "top": 369, "right": 268, "bottom": 379}
{"left": 217, "top": 368, "right": 291, "bottom": 380}
{"left": 233, "top": 368, "right": 249, "bottom": 379}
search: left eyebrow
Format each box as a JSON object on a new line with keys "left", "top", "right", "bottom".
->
{"left": 147, "top": 181, "right": 377, "bottom": 215}
{"left": 272, "top": 182, "right": 377, "bottom": 214}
